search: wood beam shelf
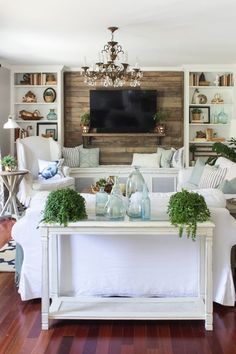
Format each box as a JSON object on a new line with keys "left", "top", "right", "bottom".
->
{"left": 82, "top": 133, "right": 165, "bottom": 146}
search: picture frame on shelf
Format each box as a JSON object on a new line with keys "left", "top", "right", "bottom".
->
{"left": 189, "top": 106, "right": 210, "bottom": 124}
{"left": 37, "top": 122, "right": 58, "bottom": 140}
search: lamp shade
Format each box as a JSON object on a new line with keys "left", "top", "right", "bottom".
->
{"left": 3, "top": 116, "right": 20, "bottom": 129}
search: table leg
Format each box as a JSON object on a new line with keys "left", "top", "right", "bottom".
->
{"left": 205, "top": 231, "right": 213, "bottom": 330}
{"left": 41, "top": 227, "right": 50, "bottom": 330}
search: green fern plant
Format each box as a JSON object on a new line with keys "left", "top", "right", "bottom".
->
{"left": 167, "top": 190, "right": 211, "bottom": 241}
{"left": 42, "top": 188, "right": 87, "bottom": 226}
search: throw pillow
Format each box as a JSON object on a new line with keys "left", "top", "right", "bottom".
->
{"left": 219, "top": 177, "right": 236, "bottom": 194}
{"left": 171, "top": 147, "right": 184, "bottom": 168}
{"left": 188, "top": 158, "right": 205, "bottom": 186}
{"left": 198, "top": 165, "right": 227, "bottom": 188}
{"left": 38, "top": 159, "right": 64, "bottom": 179}
{"left": 79, "top": 148, "right": 99, "bottom": 167}
{"left": 62, "top": 145, "right": 82, "bottom": 168}
{"left": 131, "top": 153, "right": 160, "bottom": 167}
{"left": 157, "top": 148, "right": 175, "bottom": 168}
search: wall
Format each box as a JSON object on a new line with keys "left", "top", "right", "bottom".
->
{"left": 64, "top": 71, "right": 184, "bottom": 164}
{"left": 0, "top": 67, "right": 10, "bottom": 156}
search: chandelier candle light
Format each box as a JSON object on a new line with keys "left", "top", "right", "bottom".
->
{"left": 81, "top": 27, "right": 143, "bottom": 87}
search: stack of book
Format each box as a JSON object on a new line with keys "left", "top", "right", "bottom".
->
{"left": 219, "top": 73, "right": 234, "bottom": 86}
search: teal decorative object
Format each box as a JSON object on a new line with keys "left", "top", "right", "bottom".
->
{"left": 217, "top": 109, "right": 228, "bottom": 124}
{"left": 141, "top": 184, "right": 151, "bottom": 220}
{"left": 105, "top": 176, "right": 126, "bottom": 220}
{"left": 126, "top": 166, "right": 145, "bottom": 218}
{"left": 95, "top": 187, "right": 108, "bottom": 216}
{"left": 47, "top": 109, "right": 57, "bottom": 120}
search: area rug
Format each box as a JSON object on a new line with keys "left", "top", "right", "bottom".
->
{"left": 0, "top": 240, "right": 15, "bottom": 272}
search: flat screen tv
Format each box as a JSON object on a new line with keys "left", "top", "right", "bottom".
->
{"left": 90, "top": 90, "right": 157, "bottom": 133}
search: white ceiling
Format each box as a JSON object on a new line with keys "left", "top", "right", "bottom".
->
{"left": 1, "top": 0, "right": 236, "bottom": 68}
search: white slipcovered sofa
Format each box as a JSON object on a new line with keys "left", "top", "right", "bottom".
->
{"left": 178, "top": 157, "right": 236, "bottom": 199}
{"left": 12, "top": 189, "right": 236, "bottom": 306}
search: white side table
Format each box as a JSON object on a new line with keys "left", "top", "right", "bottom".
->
{"left": 0, "top": 170, "right": 29, "bottom": 219}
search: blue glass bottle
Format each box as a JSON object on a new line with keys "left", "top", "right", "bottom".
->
{"left": 141, "top": 184, "right": 151, "bottom": 220}
{"left": 47, "top": 109, "right": 57, "bottom": 120}
{"left": 95, "top": 187, "right": 108, "bottom": 216}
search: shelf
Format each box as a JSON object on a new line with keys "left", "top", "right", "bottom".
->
{"left": 189, "top": 141, "right": 226, "bottom": 144}
{"left": 15, "top": 119, "right": 58, "bottom": 123}
{"left": 82, "top": 133, "right": 165, "bottom": 137}
{"left": 14, "top": 85, "right": 57, "bottom": 88}
{"left": 189, "top": 103, "right": 233, "bottom": 106}
{"left": 189, "top": 123, "right": 229, "bottom": 126}
{"left": 14, "top": 102, "right": 57, "bottom": 105}
{"left": 189, "top": 86, "right": 233, "bottom": 89}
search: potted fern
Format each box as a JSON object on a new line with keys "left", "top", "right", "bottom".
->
{"left": 0, "top": 155, "right": 17, "bottom": 172}
{"left": 42, "top": 188, "right": 87, "bottom": 226}
{"left": 167, "top": 189, "right": 211, "bottom": 241}
{"left": 153, "top": 110, "right": 169, "bottom": 135}
{"left": 80, "top": 112, "right": 90, "bottom": 133}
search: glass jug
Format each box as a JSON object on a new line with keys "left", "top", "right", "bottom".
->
{"left": 126, "top": 166, "right": 145, "bottom": 218}
{"left": 95, "top": 187, "right": 108, "bottom": 216}
{"left": 105, "top": 177, "right": 126, "bottom": 220}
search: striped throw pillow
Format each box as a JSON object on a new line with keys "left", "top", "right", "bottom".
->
{"left": 198, "top": 165, "right": 227, "bottom": 188}
{"left": 62, "top": 146, "right": 82, "bottom": 168}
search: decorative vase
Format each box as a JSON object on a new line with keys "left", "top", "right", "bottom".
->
{"left": 105, "top": 177, "right": 126, "bottom": 220}
{"left": 47, "top": 109, "right": 57, "bottom": 120}
{"left": 141, "top": 184, "right": 151, "bottom": 220}
{"left": 217, "top": 109, "right": 228, "bottom": 124}
{"left": 126, "top": 166, "right": 145, "bottom": 218}
{"left": 95, "top": 187, "right": 108, "bottom": 216}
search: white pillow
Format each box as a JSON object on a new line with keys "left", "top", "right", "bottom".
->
{"left": 198, "top": 165, "right": 227, "bottom": 188}
{"left": 132, "top": 153, "right": 160, "bottom": 167}
{"left": 171, "top": 147, "right": 184, "bottom": 168}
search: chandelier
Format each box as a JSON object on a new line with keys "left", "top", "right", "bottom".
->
{"left": 81, "top": 27, "right": 143, "bottom": 87}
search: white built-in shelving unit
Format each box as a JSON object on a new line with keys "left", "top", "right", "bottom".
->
{"left": 184, "top": 67, "right": 236, "bottom": 166}
{"left": 10, "top": 65, "right": 64, "bottom": 155}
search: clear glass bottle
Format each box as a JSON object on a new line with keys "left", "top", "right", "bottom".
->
{"left": 141, "top": 184, "right": 151, "bottom": 220}
{"left": 95, "top": 187, "right": 108, "bottom": 216}
{"left": 105, "top": 177, "right": 126, "bottom": 220}
{"left": 47, "top": 109, "right": 57, "bottom": 120}
{"left": 126, "top": 166, "right": 145, "bottom": 218}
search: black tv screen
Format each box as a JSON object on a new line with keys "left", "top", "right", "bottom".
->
{"left": 90, "top": 90, "right": 157, "bottom": 133}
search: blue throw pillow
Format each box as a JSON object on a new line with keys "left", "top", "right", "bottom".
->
{"left": 219, "top": 177, "right": 236, "bottom": 194}
{"left": 188, "top": 158, "right": 205, "bottom": 186}
{"left": 41, "top": 162, "right": 58, "bottom": 179}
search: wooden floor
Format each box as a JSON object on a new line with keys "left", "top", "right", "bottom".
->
{"left": 1, "top": 273, "right": 236, "bottom": 354}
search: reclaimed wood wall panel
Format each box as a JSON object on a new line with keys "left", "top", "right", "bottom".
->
{"left": 64, "top": 71, "right": 184, "bottom": 164}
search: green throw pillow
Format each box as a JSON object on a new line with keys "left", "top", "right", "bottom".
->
{"left": 219, "top": 177, "right": 236, "bottom": 194}
{"left": 79, "top": 148, "right": 99, "bottom": 167}
{"left": 188, "top": 158, "right": 205, "bottom": 186}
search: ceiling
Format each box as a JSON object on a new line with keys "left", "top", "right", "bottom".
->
{"left": 1, "top": 0, "right": 236, "bottom": 68}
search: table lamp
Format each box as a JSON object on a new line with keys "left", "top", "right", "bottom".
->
{"left": 3, "top": 115, "right": 20, "bottom": 129}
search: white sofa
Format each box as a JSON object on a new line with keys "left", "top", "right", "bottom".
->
{"left": 12, "top": 189, "right": 236, "bottom": 306}
{"left": 178, "top": 157, "right": 236, "bottom": 199}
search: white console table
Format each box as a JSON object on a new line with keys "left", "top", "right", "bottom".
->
{"left": 40, "top": 218, "right": 214, "bottom": 331}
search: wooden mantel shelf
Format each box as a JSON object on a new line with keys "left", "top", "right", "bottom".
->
{"left": 82, "top": 133, "right": 165, "bottom": 137}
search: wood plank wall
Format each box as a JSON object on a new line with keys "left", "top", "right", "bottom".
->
{"left": 64, "top": 71, "right": 184, "bottom": 164}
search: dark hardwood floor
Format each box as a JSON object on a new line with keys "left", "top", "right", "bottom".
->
{"left": 1, "top": 273, "right": 236, "bottom": 354}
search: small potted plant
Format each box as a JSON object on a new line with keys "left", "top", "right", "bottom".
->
{"left": 42, "top": 188, "right": 87, "bottom": 226}
{"left": 191, "top": 108, "right": 202, "bottom": 122}
{"left": 0, "top": 155, "right": 17, "bottom": 172}
{"left": 80, "top": 112, "right": 90, "bottom": 133}
{"left": 189, "top": 144, "right": 197, "bottom": 166}
{"left": 167, "top": 189, "right": 211, "bottom": 241}
{"left": 153, "top": 110, "right": 169, "bottom": 135}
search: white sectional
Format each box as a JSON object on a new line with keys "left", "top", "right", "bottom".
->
{"left": 69, "top": 166, "right": 179, "bottom": 193}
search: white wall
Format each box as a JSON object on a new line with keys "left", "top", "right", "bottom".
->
{"left": 0, "top": 66, "right": 10, "bottom": 157}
